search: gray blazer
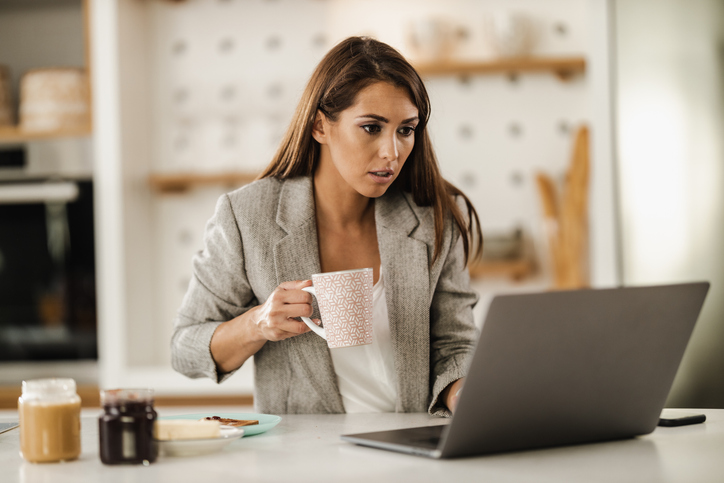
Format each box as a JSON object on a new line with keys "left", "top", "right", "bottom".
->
{"left": 171, "top": 176, "right": 479, "bottom": 416}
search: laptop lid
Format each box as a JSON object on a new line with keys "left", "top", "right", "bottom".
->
{"left": 438, "top": 281, "right": 709, "bottom": 458}
{"left": 342, "top": 282, "right": 709, "bottom": 458}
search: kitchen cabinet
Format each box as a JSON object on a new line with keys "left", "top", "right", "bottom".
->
{"left": 0, "top": 0, "right": 96, "bottom": 391}
{"left": 0, "top": 0, "right": 91, "bottom": 144}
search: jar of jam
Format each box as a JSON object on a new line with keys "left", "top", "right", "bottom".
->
{"left": 98, "top": 389, "right": 158, "bottom": 465}
{"left": 18, "top": 378, "right": 82, "bottom": 463}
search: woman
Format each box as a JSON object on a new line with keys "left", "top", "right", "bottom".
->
{"left": 171, "top": 36, "right": 483, "bottom": 416}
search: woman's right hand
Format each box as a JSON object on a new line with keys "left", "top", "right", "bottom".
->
{"left": 251, "top": 279, "right": 317, "bottom": 341}
{"left": 210, "top": 280, "right": 317, "bottom": 374}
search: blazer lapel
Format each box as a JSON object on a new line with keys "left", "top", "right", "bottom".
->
{"left": 376, "top": 188, "right": 431, "bottom": 412}
{"left": 273, "top": 177, "right": 345, "bottom": 413}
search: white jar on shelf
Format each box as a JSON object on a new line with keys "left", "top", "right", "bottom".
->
{"left": 19, "top": 67, "right": 90, "bottom": 133}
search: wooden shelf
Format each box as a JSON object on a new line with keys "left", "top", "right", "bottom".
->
{"left": 469, "top": 258, "right": 535, "bottom": 281}
{"left": 0, "top": 125, "right": 92, "bottom": 143}
{"left": 0, "top": 384, "right": 253, "bottom": 409}
{"left": 414, "top": 56, "right": 586, "bottom": 81}
{"left": 148, "top": 171, "right": 260, "bottom": 193}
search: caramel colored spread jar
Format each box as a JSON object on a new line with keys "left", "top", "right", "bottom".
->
{"left": 18, "top": 378, "right": 81, "bottom": 463}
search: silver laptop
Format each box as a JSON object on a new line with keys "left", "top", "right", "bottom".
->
{"left": 341, "top": 282, "right": 709, "bottom": 458}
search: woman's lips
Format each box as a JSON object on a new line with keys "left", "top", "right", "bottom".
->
{"left": 368, "top": 169, "right": 394, "bottom": 184}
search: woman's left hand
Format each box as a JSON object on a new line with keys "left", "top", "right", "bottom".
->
{"left": 443, "top": 378, "right": 465, "bottom": 414}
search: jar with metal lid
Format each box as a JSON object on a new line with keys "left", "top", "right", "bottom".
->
{"left": 98, "top": 388, "right": 157, "bottom": 465}
{"left": 18, "top": 378, "right": 82, "bottom": 463}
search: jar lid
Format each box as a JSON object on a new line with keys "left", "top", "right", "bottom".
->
{"left": 101, "top": 388, "right": 154, "bottom": 406}
{"left": 21, "top": 378, "right": 77, "bottom": 400}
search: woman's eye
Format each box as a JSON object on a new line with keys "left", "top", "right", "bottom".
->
{"left": 362, "top": 124, "right": 381, "bottom": 134}
{"left": 398, "top": 126, "right": 416, "bottom": 137}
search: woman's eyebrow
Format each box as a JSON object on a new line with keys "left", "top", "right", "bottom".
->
{"left": 357, "top": 114, "right": 419, "bottom": 124}
{"left": 358, "top": 114, "right": 389, "bottom": 122}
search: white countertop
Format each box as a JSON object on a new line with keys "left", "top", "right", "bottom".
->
{"left": 1, "top": 407, "right": 723, "bottom": 483}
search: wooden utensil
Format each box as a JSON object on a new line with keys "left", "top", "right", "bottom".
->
{"left": 535, "top": 125, "right": 589, "bottom": 289}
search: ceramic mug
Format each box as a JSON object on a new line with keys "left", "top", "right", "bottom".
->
{"left": 300, "top": 268, "right": 374, "bottom": 349}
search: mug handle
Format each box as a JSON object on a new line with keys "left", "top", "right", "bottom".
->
{"left": 301, "top": 286, "right": 326, "bottom": 340}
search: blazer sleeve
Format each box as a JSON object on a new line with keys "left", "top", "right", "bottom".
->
{"left": 427, "top": 214, "right": 480, "bottom": 417}
{"left": 171, "top": 194, "right": 257, "bottom": 383}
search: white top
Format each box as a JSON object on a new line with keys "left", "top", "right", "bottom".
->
{"left": 329, "top": 273, "right": 398, "bottom": 413}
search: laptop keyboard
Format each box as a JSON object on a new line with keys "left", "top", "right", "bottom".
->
{"left": 411, "top": 435, "right": 442, "bottom": 448}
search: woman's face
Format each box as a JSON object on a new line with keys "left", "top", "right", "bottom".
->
{"left": 313, "top": 81, "right": 419, "bottom": 199}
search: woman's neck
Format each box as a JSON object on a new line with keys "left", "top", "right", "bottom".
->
{"left": 313, "top": 164, "right": 374, "bottom": 230}
{"left": 312, "top": 154, "right": 381, "bottom": 281}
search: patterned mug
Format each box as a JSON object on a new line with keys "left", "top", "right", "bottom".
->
{"left": 300, "top": 268, "right": 374, "bottom": 349}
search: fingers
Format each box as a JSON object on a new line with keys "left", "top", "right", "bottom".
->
{"left": 265, "top": 300, "right": 313, "bottom": 319}
{"left": 280, "top": 291, "right": 314, "bottom": 306}
{"left": 445, "top": 378, "right": 465, "bottom": 414}
{"left": 273, "top": 280, "right": 313, "bottom": 306}
{"left": 449, "top": 392, "right": 460, "bottom": 413}
{"left": 264, "top": 318, "right": 314, "bottom": 341}
{"left": 257, "top": 280, "right": 316, "bottom": 342}
{"left": 278, "top": 279, "right": 312, "bottom": 290}
{"left": 267, "top": 282, "right": 313, "bottom": 312}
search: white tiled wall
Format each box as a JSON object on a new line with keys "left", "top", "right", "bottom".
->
{"left": 127, "top": 0, "right": 593, "bottom": 369}
{"left": 149, "top": 0, "right": 329, "bottom": 173}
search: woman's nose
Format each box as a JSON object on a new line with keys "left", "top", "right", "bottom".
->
{"left": 379, "top": 132, "right": 398, "bottom": 161}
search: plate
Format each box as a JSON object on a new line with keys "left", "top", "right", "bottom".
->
{"left": 157, "top": 426, "right": 244, "bottom": 457}
{"left": 159, "top": 413, "right": 282, "bottom": 437}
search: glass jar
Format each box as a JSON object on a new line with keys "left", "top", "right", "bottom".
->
{"left": 98, "top": 388, "right": 158, "bottom": 465}
{"left": 18, "top": 378, "right": 82, "bottom": 463}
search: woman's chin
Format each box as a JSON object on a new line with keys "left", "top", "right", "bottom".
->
{"left": 359, "top": 183, "right": 392, "bottom": 199}
{"left": 361, "top": 175, "right": 396, "bottom": 196}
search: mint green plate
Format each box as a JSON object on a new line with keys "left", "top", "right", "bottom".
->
{"left": 159, "top": 413, "right": 281, "bottom": 437}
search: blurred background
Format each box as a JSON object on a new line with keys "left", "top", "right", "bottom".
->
{"left": 0, "top": 0, "right": 721, "bottom": 409}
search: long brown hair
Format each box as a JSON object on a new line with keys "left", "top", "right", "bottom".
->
{"left": 259, "top": 36, "right": 482, "bottom": 265}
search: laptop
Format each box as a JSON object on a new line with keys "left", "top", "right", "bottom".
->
{"left": 341, "top": 282, "right": 710, "bottom": 458}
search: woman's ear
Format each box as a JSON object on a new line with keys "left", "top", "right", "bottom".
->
{"left": 311, "top": 110, "right": 327, "bottom": 144}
